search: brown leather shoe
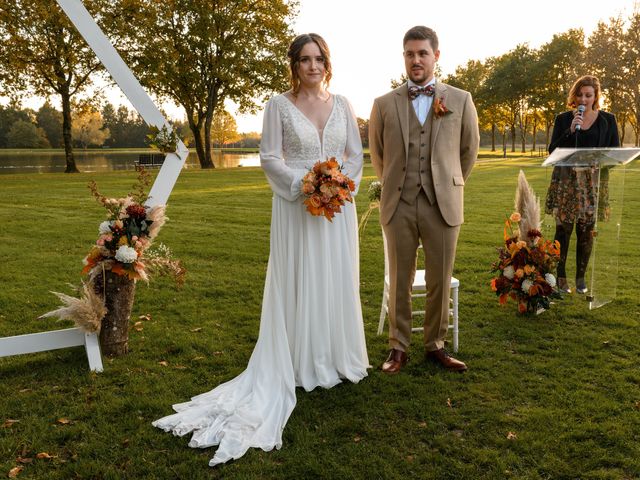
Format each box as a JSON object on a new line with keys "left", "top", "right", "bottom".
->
{"left": 382, "top": 349, "right": 408, "bottom": 374}
{"left": 425, "top": 348, "right": 467, "bottom": 372}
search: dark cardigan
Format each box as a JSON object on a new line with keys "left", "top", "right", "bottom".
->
{"left": 548, "top": 110, "right": 620, "bottom": 153}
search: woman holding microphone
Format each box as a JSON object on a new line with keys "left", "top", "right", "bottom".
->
{"left": 545, "top": 75, "right": 620, "bottom": 294}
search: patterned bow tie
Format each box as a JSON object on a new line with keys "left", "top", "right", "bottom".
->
{"left": 408, "top": 84, "right": 435, "bottom": 100}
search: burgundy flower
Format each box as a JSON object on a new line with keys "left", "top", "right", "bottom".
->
{"left": 126, "top": 204, "right": 147, "bottom": 219}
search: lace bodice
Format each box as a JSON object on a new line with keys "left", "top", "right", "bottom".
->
{"left": 260, "top": 93, "right": 363, "bottom": 201}
{"left": 272, "top": 94, "right": 349, "bottom": 169}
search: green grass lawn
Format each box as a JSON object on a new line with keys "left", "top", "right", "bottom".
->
{"left": 1, "top": 159, "right": 639, "bottom": 479}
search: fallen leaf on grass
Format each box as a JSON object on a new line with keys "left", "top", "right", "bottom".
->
{"left": 8, "top": 466, "right": 23, "bottom": 478}
{"left": 15, "top": 458, "right": 31, "bottom": 465}
{"left": 158, "top": 361, "right": 169, "bottom": 367}
{"left": 133, "top": 321, "right": 144, "bottom": 332}
{"left": 174, "top": 365, "right": 187, "bottom": 370}
{"left": 213, "top": 351, "right": 224, "bottom": 356}
{"left": 121, "top": 438, "right": 130, "bottom": 448}
{"left": 190, "top": 327, "right": 202, "bottom": 333}
{"left": 56, "top": 418, "right": 71, "bottom": 425}
{"left": 418, "top": 421, "right": 427, "bottom": 428}
{"left": 634, "top": 401, "right": 640, "bottom": 410}
{"left": 138, "top": 314, "right": 152, "bottom": 321}
{"left": 192, "top": 356, "right": 205, "bottom": 361}
{"left": 446, "top": 398, "right": 453, "bottom": 408}
{"left": 506, "top": 431, "right": 517, "bottom": 440}
{"left": 36, "top": 452, "right": 56, "bottom": 460}
{"left": 353, "top": 436, "right": 361, "bottom": 443}
{"left": 2, "top": 419, "right": 19, "bottom": 428}
{"left": 18, "top": 389, "right": 31, "bottom": 394}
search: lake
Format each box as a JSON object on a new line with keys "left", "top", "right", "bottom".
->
{"left": 0, "top": 150, "right": 260, "bottom": 174}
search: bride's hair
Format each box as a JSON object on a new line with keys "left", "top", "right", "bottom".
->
{"left": 287, "top": 33, "right": 332, "bottom": 94}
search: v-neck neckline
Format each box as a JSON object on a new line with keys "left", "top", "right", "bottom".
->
{"left": 282, "top": 93, "right": 336, "bottom": 146}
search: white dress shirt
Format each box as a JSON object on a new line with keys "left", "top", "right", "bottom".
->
{"left": 408, "top": 78, "right": 436, "bottom": 125}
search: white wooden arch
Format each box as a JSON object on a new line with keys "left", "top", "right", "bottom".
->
{"left": 0, "top": 0, "right": 189, "bottom": 371}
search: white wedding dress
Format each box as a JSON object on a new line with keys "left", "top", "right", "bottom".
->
{"left": 153, "top": 93, "right": 369, "bottom": 466}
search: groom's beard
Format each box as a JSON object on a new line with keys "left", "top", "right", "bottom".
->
{"left": 409, "top": 67, "right": 428, "bottom": 84}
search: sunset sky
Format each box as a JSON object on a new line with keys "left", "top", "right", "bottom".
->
{"left": 7, "top": 0, "right": 638, "bottom": 133}
{"left": 237, "top": 0, "right": 636, "bottom": 131}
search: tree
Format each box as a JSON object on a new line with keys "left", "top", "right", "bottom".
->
{"left": 444, "top": 60, "right": 491, "bottom": 148}
{"left": 390, "top": 73, "right": 408, "bottom": 90}
{"left": 237, "top": 132, "right": 261, "bottom": 148}
{"left": 0, "top": 1, "right": 111, "bottom": 171}
{"left": 587, "top": 17, "right": 631, "bottom": 144}
{"left": 101, "top": 102, "right": 149, "bottom": 148}
{"left": 0, "top": 103, "right": 30, "bottom": 148}
{"left": 6, "top": 119, "right": 50, "bottom": 148}
{"left": 484, "top": 46, "right": 535, "bottom": 152}
{"left": 36, "top": 101, "right": 63, "bottom": 148}
{"left": 357, "top": 117, "right": 369, "bottom": 148}
{"left": 116, "top": 0, "right": 297, "bottom": 168}
{"left": 532, "top": 29, "right": 585, "bottom": 146}
{"left": 210, "top": 110, "right": 240, "bottom": 146}
{"left": 622, "top": 10, "right": 640, "bottom": 146}
{"left": 72, "top": 106, "right": 110, "bottom": 149}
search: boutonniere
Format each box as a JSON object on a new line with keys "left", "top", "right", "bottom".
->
{"left": 433, "top": 97, "right": 452, "bottom": 118}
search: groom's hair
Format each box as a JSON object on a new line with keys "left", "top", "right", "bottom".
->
{"left": 403, "top": 26, "right": 439, "bottom": 51}
{"left": 287, "top": 33, "right": 333, "bottom": 94}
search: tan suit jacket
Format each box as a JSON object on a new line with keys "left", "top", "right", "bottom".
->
{"left": 369, "top": 82, "right": 479, "bottom": 226}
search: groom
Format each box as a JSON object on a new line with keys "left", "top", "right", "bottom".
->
{"left": 369, "top": 26, "right": 479, "bottom": 374}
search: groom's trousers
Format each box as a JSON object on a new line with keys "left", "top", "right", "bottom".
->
{"left": 383, "top": 190, "right": 460, "bottom": 352}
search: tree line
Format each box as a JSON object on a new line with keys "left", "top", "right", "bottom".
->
{"left": 1, "top": 2, "right": 637, "bottom": 172}
{"left": 442, "top": 11, "right": 640, "bottom": 152}
{"left": 0, "top": 0, "right": 295, "bottom": 171}
{"left": 0, "top": 100, "right": 257, "bottom": 150}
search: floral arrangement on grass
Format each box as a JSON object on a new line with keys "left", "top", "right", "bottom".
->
{"left": 41, "top": 169, "right": 185, "bottom": 334}
{"left": 83, "top": 173, "right": 164, "bottom": 282}
{"left": 301, "top": 158, "right": 355, "bottom": 221}
{"left": 146, "top": 124, "right": 179, "bottom": 154}
{"left": 490, "top": 171, "right": 561, "bottom": 314}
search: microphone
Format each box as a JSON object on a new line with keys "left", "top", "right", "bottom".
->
{"left": 575, "top": 105, "right": 586, "bottom": 131}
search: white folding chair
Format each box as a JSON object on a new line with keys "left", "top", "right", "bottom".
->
{"left": 377, "top": 233, "right": 460, "bottom": 352}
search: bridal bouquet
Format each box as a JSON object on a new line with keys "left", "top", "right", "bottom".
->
{"left": 490, "top": 171, "right": 561, "bottom": 314}
{"left": 301, "top": 158, "right": 355, "bottom": 221}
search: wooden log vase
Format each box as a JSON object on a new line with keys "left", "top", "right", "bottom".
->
{"left": 94, "top": 270, "right": 136, "bottom": 356}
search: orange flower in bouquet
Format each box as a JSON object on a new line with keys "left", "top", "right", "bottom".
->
{"left": 301, "top": 158, "right": 356, "bottom": 221}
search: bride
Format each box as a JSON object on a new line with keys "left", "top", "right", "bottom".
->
{"left": 153, "top": 33, "right": 369, "bottom": 466}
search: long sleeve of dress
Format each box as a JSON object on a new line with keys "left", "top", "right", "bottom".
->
{"left": 341, "top": 96, "right": 364, "bottom": 195}
{"left": 260, "top": 98, "right": 306, "bottom": 202}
